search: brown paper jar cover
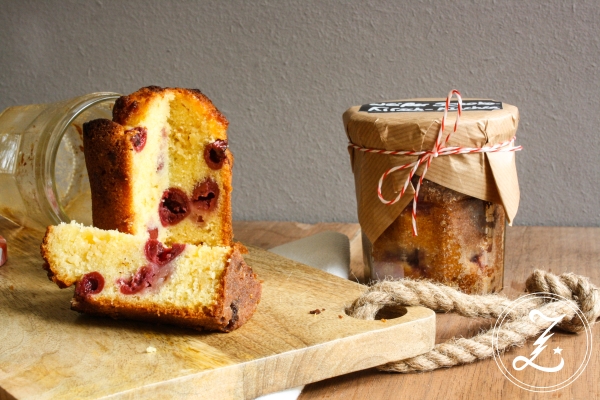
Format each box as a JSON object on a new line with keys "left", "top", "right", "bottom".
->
{"left": 344, "top": 98, "right": 520, "bottom": 294}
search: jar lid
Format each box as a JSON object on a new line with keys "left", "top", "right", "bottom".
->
{"left": 344, "top": 98, "right": 520, "bottom": 243}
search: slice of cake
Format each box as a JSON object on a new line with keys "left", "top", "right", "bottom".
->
{"left": 83, "top": 86, "right": 233, "bottom": 247}
{"left": 53, "top": 87, "right": 260, "bottom": 331}
{"left": 41, "top": 221, "right": 261, "bottom": 332}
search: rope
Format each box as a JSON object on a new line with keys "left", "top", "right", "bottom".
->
{"left": 346, "top": 270, "right": 599, "bottom": 373}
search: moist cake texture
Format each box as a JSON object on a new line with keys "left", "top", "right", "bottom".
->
{"left": 83, "top": 86, "right": 233, "bottom": 247}
{"left": 43, "top": 87, "right": 260, "bottom": 331}
{"left": 368, "top": 178, "right": 505, "bottom": 294}
{"left": 41, "top": 222, "right": 260, "bottom": 332}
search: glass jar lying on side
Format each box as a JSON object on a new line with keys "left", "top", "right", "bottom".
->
{"left": 0, "top": 93, "right": 120, "bottom": 228}
{"left": 362, "top": 177, "right": 505, "bottom": 294}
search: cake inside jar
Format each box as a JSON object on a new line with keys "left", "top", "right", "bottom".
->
{"left": 344, "top": 97, "right": 520, "bottom": 295}
{"left": 368, "top": 178, "right": 505, "bottom": 294}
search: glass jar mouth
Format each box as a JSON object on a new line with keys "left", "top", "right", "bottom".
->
{"left": 42, "top": 93, "right": 120, "bottom": 224}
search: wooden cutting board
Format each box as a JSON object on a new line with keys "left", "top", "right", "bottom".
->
{"left": 0, "top": 222, "right": 435, "bottom": 400}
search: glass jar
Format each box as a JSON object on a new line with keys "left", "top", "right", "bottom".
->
{"left": 344, "top": 97, "right": 520, "bottom": 295}
{"left": 0, "top": 93, "right": 120, "bottom": 228}
{"left": 362, "top": 177, "right": 506, "bottom": 294}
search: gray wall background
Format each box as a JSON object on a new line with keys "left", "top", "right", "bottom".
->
{"left": 1, "top": 0, "right": 599, "bottom": 226}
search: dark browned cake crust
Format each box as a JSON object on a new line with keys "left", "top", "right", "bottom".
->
{"left": 82, "top": 119, "right": 137, "bottom": 234}
{"left": 113, "top": 86, "right": 228, "bottom": 128}
{"left": 212, "top": 243, "right": 261, "bottom": 331}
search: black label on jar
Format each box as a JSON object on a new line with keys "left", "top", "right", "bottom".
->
{"left": 359, "top": 100, "right": 503, "bottom": 113}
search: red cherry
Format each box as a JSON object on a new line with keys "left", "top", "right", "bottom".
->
{"left": 127, "top": 127, "right": 147, "bottom": 152}
{"left": 191, "top": 178, "right": 220, "bottom": 212}
{"left": 204, "top": 140, "right": 228, "bottom": 170}
{"left": 159, "top": 188, "right": 190, "bottom": 226}
{"left": 145, "top": 239, "right": 185, "bottom": 266}
{"left": 75, "top": 272, "right": 105, "bottom": 298}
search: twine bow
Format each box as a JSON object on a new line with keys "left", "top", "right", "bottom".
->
{"left": 349, "top": 90, "right": 522, "bottom": 235}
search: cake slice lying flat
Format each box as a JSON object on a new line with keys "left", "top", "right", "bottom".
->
{"left": 41, "top": 222, "right": 261, "bottom": 332}
{"left": 83, "top": 86, "right": 233, "bottom": 247}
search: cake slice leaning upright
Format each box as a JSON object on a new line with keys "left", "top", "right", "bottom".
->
{"left": 41, "top": 222, "right": 260, "bottom": 332}
{"left": 41, "top": 86, "right": 264, "bottom": 332}
{"left": 83, "top": 86, "right": 233, "bottom": 247}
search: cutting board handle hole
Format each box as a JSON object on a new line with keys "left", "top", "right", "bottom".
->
{"left": 344, "top": 305, "right": 408, "bottom": 320}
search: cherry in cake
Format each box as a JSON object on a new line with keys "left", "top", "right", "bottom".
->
{"left": 75, "top": 272, "right": 105, "bottom": 298}
{"left": 48, "top": 87, "right": 261, "bottom": 332}
{"left": 159, "top": 188, "right": 190, "bottom": 227}
{"left": 83, "top": 87, "right": 233, "bottom": 247}
{"left": 41, "top": 221, "right": 261, "bottom": 332}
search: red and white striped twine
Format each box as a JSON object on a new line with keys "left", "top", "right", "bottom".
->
{"left": 349, "top": 89, "right": 522, "bottom": 236}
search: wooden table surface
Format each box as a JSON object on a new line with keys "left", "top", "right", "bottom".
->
{"left": 0, "top": 219, "right": 438, "bottom": 400}
{"left": 233, "top": 221, "right": 600, "bottom": 400}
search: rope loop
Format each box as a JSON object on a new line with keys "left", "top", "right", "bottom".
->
{"left": 346, "top": 270, "right": 599, "bottom": 373}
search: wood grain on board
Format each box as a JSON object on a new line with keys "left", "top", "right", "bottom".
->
{"left": 236, "top": 223, "right": 600, "bottom": 400}
{"left": 0, "top": 219, "right": 435, "bottom": 400}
